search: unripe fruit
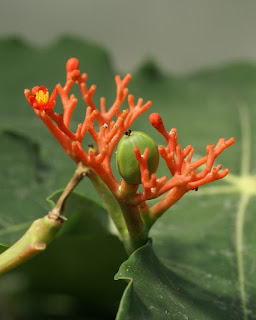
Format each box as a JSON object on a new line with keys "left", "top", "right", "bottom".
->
{"left": 116, "top": 131, "right": 159, "bottom": 184}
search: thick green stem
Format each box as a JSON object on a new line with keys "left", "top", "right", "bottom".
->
{"left": 87, "top": 169, "right": 128, "bottom": 239}
{"left": 0, "top": 162, "right": 89, "bottom": 275}
{"left": 88, "top": 172, "right": 149, "bottom": 254}
{"left": 116, "top": 200, "right": 149, "bottom": 255}
{"left": 0, "top": 215, "right": 62, "bottom": 275}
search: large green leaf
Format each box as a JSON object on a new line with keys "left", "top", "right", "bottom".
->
{"left": 115, "top": 63, "right": 256, "bottom": 319}
{"left": 116, "top": 192, "right": 253, "bottom": 319}
{"left": 0, "top": 36, "right": 256, "bottom": 319}
{"left": 116, "top": 241, "right": 239, "bottom": 320}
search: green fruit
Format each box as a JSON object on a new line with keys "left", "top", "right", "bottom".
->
{"left": 116, "top": 131, "right": 159, "bottom": 184}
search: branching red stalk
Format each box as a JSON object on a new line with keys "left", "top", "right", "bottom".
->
{"left": 24, "top": 58, "right": 235, "bottom": 252}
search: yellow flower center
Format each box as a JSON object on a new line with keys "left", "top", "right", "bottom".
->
{"left": 35, "top": 90, "right": 49, "bottom": 105}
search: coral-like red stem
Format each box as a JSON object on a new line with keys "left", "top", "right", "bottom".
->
{"left": 25, "top": 58, "right": 152, "bottom": 195}
{"left": 35, "top": 109, "right": 72, "bottom": 155}
{"left": 56, "top": 83, "right": 78, "bottom": 128}
{"left": 45, "top": 110, "right": 77, "bottom": 141}
{"left": 133, "top": 113, "right": 235, "bottom": 215}
{"left": 133, "top": 147, "right": 167, "bottom": 202}
{"left": 71, "top": 141, "right": 119, "bottom": 193}
{"left": 25, "top": 59, "right": 235, "bottom": 229}
{"left": 150, "top": 186, "right": 187, "bottom": 217}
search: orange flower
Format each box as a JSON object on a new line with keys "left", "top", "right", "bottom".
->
{"left": 27, "top": 86, "right": 57, "bottom": 111}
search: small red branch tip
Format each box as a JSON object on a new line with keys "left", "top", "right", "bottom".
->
{"left": 66, "top": 58, "right": 79, "bottom": 72}
{"left": 149, "top": 113, "right": 170, "bottom": 140}
{"left": 149, "top": 113, "right": 165, "bottom": 131}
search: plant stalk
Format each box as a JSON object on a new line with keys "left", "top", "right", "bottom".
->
{"left": 0, "top": 162, "right": 89, "bottom": 274}
{"left": 87, "top": 169, "right": 128, "bottom": 239}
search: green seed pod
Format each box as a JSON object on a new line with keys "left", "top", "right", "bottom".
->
{"left": 116, "top": 130, "right": 159, "bottom": 184}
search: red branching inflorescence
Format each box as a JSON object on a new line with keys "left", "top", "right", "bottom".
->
{"left": 133, "top": 113, "right": 235, "bottom": 217}
{"left": 24, "top": 58, "right": 152, "bottom": 194}
{"left": 24, "top": 58, "right": 235, "bottom": 221}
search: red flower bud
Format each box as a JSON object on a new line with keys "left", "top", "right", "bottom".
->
{"left": 66, "top": 58, "right": 79, "bottom": 73}
{"left": 149, "top": 113, "right": 165, "bottom": 133}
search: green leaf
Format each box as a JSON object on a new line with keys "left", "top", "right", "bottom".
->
{"left": 115, "top": 62, "right": 256, "bottom": 319}
{"left": 115, "top": 241, "right": 240, "bottom": 320}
